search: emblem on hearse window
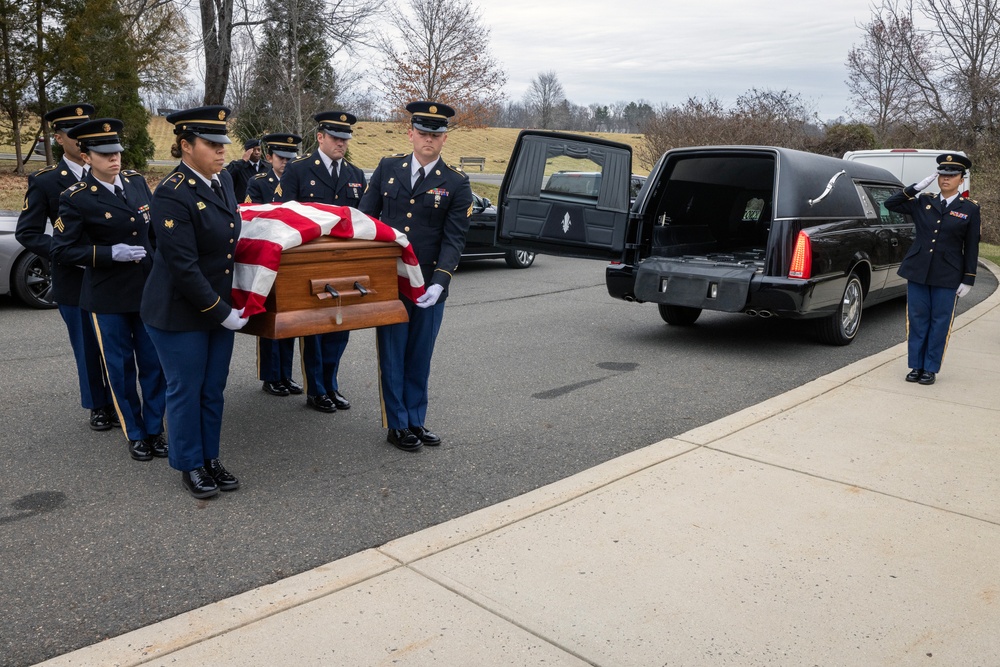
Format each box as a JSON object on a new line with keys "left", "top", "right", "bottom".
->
{"left": 743, "top": 198, "right": 765, "bottom": 221}
{"left": 561, "top": 212, "right": 572, "bottom": 234}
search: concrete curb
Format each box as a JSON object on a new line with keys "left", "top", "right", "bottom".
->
{"left": 36, "top": 259, "right": 1000, "bottom": 667}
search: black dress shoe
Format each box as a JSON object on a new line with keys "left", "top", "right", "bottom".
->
{"left": 918, "top": 371, "right": 936, "bottom": 385}
{"left": 128, "top": 439, "right": 153, "bottom": 461}
{"left": 182, "top": 467, "right": 219, "bottom": 499}
{"left": 144, "top": 434, "right": 169, "bottom": 458}
{"left": 282, "top": 378, "right": 303, "bottom": 395}
{"left": 262, "top": 380, "right": 290, "bottom": 397}
{"left": 306, "top": 394, "right": 337, "bottom": 413}
{"left": 89, "top": 408, "right": 112, "bottom": 431}
{"left": 205, "top": 458, "right": 240, "bottom": 491}
{"left": 905, "top": 368, "right": 923, "bottom": 383}
{"left": 387, "top": 428, "right": 422, "bottom": 452}
{"left": 409, "top": 426, "right": 441, "bottom": 447}
{"left": 108, "top": 407, "right": 121, "bottom": 427}
{"left": 330, "top": 390, "right": 351, "bottom": 410}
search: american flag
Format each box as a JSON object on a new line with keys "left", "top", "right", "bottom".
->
{"left": 232, "top": 201, "right": 425, "bottom": 317}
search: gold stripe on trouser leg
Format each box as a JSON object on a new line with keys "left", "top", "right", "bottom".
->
{"left": 297, "top": 337, "right": 310, "bottom": 395}
{"left": 941, "top": 294, "right": 959, "bottom": 364}
{"left": 90, "top": 313, "right": 128, "bottom": 438}
{"left": 375, "top": 333, "right": 388, "bottom": 429}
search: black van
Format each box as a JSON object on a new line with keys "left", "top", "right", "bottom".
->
{"left": 494, "top": 131, "right": 913, "bottom": 344}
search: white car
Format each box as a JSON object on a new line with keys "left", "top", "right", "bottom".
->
{"left": 0, "top": 210, "right": 56, "bottom": 308}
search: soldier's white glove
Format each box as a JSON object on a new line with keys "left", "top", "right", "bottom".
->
{"left": 221, "top": 307, "right": 248, "bottom": 330}
{"left": 956, "top": 283, "right": 972, "bottom": 298}
{"left": 416, "top": 284, "right": 443, "bottom": 309}
{"left": 914, "top": 174, "right": 938, "bottom": 191}
{"left": 111, "top": 244, "right": 146, "bottom": 262}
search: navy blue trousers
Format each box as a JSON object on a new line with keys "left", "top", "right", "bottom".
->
{"left": 300, "top": 331, "right": 349, "bottom": 397}
{"left": 256, "top": 336, "right": 296, "bottom": 383}
{"left": 58, "top": 304, "right": 110, "bottom": 410}
{"left": 906, "top": 282, "right": 958, "bottom": 373}
{"left": 92, "top": 313, "right": 166, "bottom": 441}
{"left": 145, "top": 325, "right": 235, "bottom": 472}
{"left": 376, "top": 298, "right": 444, "bottom": 430}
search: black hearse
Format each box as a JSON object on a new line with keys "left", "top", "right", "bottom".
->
{"left": 494, "top": 131, "right": 913, "bottom": 344}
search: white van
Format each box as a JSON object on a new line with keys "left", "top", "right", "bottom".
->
{"left": 842, "top": 148, "right": 970, "bottom": 196}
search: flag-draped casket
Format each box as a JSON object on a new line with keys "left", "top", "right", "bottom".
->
{"left": 231, "top": 201, "right": 425, "bottom": 339}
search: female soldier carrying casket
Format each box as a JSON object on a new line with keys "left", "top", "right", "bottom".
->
{"left": 141, "top": 106, "right": 249, "bottom": 499}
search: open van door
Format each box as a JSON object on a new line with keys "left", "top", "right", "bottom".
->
{"left": 495, "top": 130, "right": 632, "bottom": 261}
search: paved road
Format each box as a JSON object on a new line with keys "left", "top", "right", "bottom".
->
{"left": 1, "top": 256, "right": 995, "bottom": 667}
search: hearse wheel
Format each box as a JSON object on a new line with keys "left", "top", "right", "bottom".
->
{"left": 817, "top": 272, "right": 863, "bottom": 345}
{"left": 504, "top": 249, "right": 535, "bottom": 269}
{"left": 658, "top": 304, "right": 702, "bottom": 326}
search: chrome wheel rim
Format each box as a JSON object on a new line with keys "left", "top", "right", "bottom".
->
{"left": 841, "top": 279, "right": 862, "bottom": 338}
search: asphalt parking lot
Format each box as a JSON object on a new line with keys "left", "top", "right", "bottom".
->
{"left": 1, "top": 255, "right": 995, "bottom": 667}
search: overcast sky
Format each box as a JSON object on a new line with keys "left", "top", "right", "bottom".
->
{"left": 477, "top": 0, "right": 881, "bottom": 121}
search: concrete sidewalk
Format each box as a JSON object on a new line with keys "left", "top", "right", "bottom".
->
{"left": 40, "top": 264, "right": 1000, "bottom": 667}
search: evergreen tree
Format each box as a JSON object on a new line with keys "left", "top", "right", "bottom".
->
{"left": 55, "top": 0, "right": 154, "bottom": 169}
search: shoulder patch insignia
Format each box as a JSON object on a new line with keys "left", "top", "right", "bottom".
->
{"left": 292, "top": 155, "right": 309, "bottom": 163}
{"left": 68, "top": 182, "right": 87, "bottom": 196}
{"left": 244, "top": 195, "right": 252, "bottom": 203}
{"left": 54, "top": 217, "right": 64, "bottom": 232}
{"left": 163, "top": 219, "right": 175, "bottom": 230}
{"left": 467, "top": 203, "right": 473, "bottom": 217}
{"left": 165, "top": 172, "right": 185, "bottom": 189}
{"left": 275, "top": 184, "right": 283, "bottom": 197}
{"left": 253, "top": 173, "right": 268, "bottom": 179}
{"left": 34, "top": 165, "right": 57, "bottom": 176}
{"left": 122, "top": 169, "right": 140, "bottom": 177}
{"left": 22, "top": 196, "right": 28, "bottom": 211}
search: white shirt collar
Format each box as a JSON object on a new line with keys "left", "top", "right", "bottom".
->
{"left": 317, "top": 151, "right": 340, "bottom": 174}
{"left": 411, "top": 156, "right": 438, "bottom": 180}
{"left": 942, "top": 192, "right": 960, "bottom": 206}
{"left": 64, "top": 158, "right": 86, "bottom": 180}
{"left": 183, "top": 160, "right": 217, "bottom": 188}
{"left": 94, "top": 175, "right": 124, "bottom": 193}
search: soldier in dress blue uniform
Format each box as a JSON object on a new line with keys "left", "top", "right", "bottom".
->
{"left": 15, "top": 103, "right": 114, "bottom": 431}
{"left": 141, "top": 105, "right": 248, "bottom": 499}
{"left": 226, "top": 138, "right": 268, "bottom": 203}
{"left": 359, "top": 101, "right": 473, "bottom": 451}
{"left": 50, "top": 118, "right": 167, "bottom": 461}
{"left": 274, "top": 111, "right": 366, "bottom": 413}
{"left": 885, "top": 153, "right": 980, "bottom": 385}
{"left": 245, "top": 132, "right": 304, "bottom": 397}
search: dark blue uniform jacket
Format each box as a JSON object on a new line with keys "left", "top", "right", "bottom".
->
{"left": 885, "top": 186, "right": 980, "bottom": 289}
{"left": 274, "top": 151, "right": 366, "bottom": 208}
{"left": 50, "top": 170, "right": 154, "bottom": 313}
{"left": 244, "top": 169, "right": 280, "bottom": 204}
{"left": 140, "top": 163, "right": 241, "bottom": 331}
{"left": 358, "top": 155, "right": 472, "bottom": 291}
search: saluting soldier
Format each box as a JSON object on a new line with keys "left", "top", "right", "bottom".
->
{"left": 885, "top": 153, "right": 980, "bottom": 385}
{"left": 141, "top": 105, "right": 247, "bottom": 499}
{"left": 226, "top": 138, "right": 269, "bottom": 203}
{"left": 245, "top": 132, "right": 304, "bottom": 397}
{"left": 50, "top": 118, "right": 167, "bottom": 461}
{"left": 359, "top": 102, "right": 473, "bottom": 452}
{"left": 274, "top": 111, "right": 365, "bottom": 414}
{"left": 15, "top": 104, "right": 114, "bottom": 431}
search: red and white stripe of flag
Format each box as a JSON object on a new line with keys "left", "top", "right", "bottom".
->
{"left": 232, "top": 201, "right": 425, "bottom": 316}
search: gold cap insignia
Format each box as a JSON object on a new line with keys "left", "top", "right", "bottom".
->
{"left": 102, "top": 123, "right": 111, "bottom": 132}
{"left": 164, "top": 219, "right": 174, "bottom": 229}
{"left": 340, "top": 114, "right": 347, "bottom": 121}
{"left": 218, "top": 110, "right": 226, "bottom": 120}
{"left": 75, "top": 108, "right": 83, "bottom": 116}
{"left": 429, "top": 105, "right": 437, "bottom": 113}
{"left": 947, "top": 155, "right": 953, "bottom": 161}
{"left": 288, "top": 137, "right": 293, "bottom": 142}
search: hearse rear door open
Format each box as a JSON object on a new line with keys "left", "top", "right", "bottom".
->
{"left": 495, "top": 130, "right": 633, "bottom": 261}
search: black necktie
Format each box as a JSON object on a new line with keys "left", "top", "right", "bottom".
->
{"left": 331, "top": 161, "right": 339, "bottom": 181}
{"left": 413, "top": 166, "right": 425, "bottom": 192}
{"left": 211, "top": 179, "right": 225, "bottom": 204}
{"left": 115, "top": 185, "right": 127, "bottom": 204}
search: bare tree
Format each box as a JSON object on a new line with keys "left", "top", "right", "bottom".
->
{"left": 846, "top": 2, "right": 930, "bottom": 140}
{"left": 117, "top": 0, "right": 193, "bottom": 99}
{"left": 0, "top": 0, "right": 32, "bottom": 172}
{"left": 375, "top": 0, "right": 507, "bottom": 128}
{"left": 523, "top": 70, "right": 565, "bottom": 129}
{"left": 637, "top": 97, "right": 733, "bottom": 169}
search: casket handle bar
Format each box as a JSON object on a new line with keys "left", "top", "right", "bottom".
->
{"left": 312, "top": 275, "right": 376, "bottom": 300}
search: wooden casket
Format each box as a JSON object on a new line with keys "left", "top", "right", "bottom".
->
{"left": 240, "top": 237, "right": 409, "bottom": 339}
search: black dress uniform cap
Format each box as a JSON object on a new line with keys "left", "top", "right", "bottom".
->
{"left": 243, "top": 138, "right": 260, "bottom": 150}
{"left": 936, "top": 153, "right": 972, "bottom": 175}
{"left": 165, "top": 105, "right": 232, "bottom": 145}
{"left": 406, "top": 101, "right": 454, "bottom": 133}
{"left": 314, "top": 111, "right": 356, "bottom": 139}
{"left": 45, "top": 104, "right": 95, "bottom": 131}
{"left": 261, "top": 132, "right": 302, "bottom": 159}
{"left": 67, "top": 118, "right": 125, "bottom": 153}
